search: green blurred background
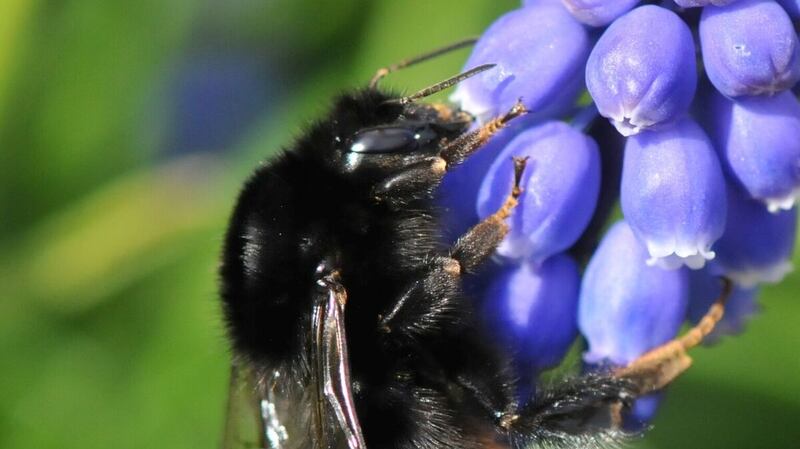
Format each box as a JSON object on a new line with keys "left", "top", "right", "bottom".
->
{"left": 0, "top": 1, "right": 797, "bottom": 448}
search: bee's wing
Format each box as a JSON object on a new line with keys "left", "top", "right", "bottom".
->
{"left": 221, "top": 362, "right": 268, "bottom": 449}
{"left": 310, "top": 275, "right": 367, "bottom": 449}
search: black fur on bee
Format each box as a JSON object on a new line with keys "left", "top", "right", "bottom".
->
{"left": 218, "top": 45, "right": 722, "bottom": 449}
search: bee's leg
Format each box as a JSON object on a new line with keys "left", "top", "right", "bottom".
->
{"left": 439, "top": 100, "right": 527, "bottom": 168}
{"left": 372, "top": 102, "right": 526, "bottom": 207}
{"left": 371, "top": 156, "right": 447, "bottom": 207}
{"left": 377, "top": 255, "right": 461, "bottom": 339}
{"left": 450, "top": 157, "right": 527, "bottom": 272}
{"left": 498, "top": 279, "right": 733, "bottom": 445}
{"left": 379, "top": 158, "right": 526, "bottom": 339}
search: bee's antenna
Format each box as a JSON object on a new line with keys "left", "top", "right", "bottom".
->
{"left": 369, "top": 37, "right": 479, "bottom": 88}
{"left": 390, "top": 63, "right": 496, "bottom": 105}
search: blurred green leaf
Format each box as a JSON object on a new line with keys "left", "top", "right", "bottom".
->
{"left": 1, "top": 156, "right": 229, "bottom": 315}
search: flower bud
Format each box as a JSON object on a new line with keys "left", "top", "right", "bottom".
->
{"left": 451, "top": 4, "right": 591, "bottom": 123}
{"left": 579, "top": 221, "right": 689, "bottom": 366}
{"left": 477, "top": 121, "right": 601, "bottom": 263}
{"left": 712, "top": 184, "right": 796, "bottom": 287}
{"left": 482, "top": 254, "right": 580, "bottom": 371}
{"left": 706, "top": 90, "right": 800, "bottom": 212}
{"left": 586, "top": 5, "right": 697, "bottom": 136}
{"left": 687, "top": 267, "right": 760, "bottom": 342}
{"left": 560, "top": 0, "right": 639, "bottom": 27}
{"left": 700, "top": 0, "right": 800, "bottom": 97}
{"left": 621, "top": 118, "right": 727, "bottom": 270}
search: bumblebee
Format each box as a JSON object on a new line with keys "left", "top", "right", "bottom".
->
{"left": 219, "top": 40, "right": 730, "bottom": 449}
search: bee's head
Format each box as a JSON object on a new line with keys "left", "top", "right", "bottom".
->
{"left": 318, "top": 88, "right": 474, "bottom": 175}
{"left": 349, "top": 91, "right": 472, "bottom": 150}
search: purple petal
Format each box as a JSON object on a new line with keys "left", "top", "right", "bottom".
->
{"left": 560, "top": 0, "right": 640, "bottom": 27}
{"left": 621, "top": 117, "right": 727, "bottom": 269}
{"left": 586, "top": 5, "right": 697, "bottom": 136}
{"left": 712, "top": 183, "right": 796, "bottom": 286}
{"left": 579, "top": 221, "right": 689, "bottom": 365}
{"left": 477, "top": 121, "right": 601, "bottom": 263}
{"left": 707, "top": 89, "right": 800, "bottom": 212}
{"left": 482, "top": 254, "right": 580, "bottom": 371}
{"left": 700, "top": 0, "right": 800, "bottom": 97}
{"left": 452, "top": 4, "right": 591, "bottom": 123}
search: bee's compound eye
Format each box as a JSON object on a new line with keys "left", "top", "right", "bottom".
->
{"left": 350, "top": 127, "right": 418, "bottom": 153}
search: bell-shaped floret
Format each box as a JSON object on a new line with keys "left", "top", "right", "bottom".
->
{"left": 451, "top": 4, "right": 591, "bottom": 123}
{"left": 477, "top": 121, "right": 601, "bottom": 264}
{"left": 482, "top": 254, "right": 580, "bottom": 372}
{"left": 712, "top": 183, "right": 796, "bottom": 287}
{"left": 560, "top": 0, "right": 640, "bottom": 27}
{"left": 586, "top": 5, "right": 697, "bottom": 136}
{"left": 579, "top": 221, "right": 689, "bottom": 366}
{"left": 621, "top": 118, "right": 727, "bottom": 270}
{"left": 700, "top": 0, "right": 800, "bottom": 97}
{"left": 706, "top": 90, "right": 800, "bottom": 212}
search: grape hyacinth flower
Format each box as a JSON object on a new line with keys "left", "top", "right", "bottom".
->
{"left": 477, "top": 121, "right": 601, "bottom": 263}
{"left": 673, "top": 0, "right": 737, "bottom": 7}
{"left": 700, "top": 0, "right": 800, "bottom": 97}
{"left": 434, "top": 0, "right": 799, "bottom": 430}
{"left": 713, "top": 184, "right": 797, "bottom": 287}
{"left": 579, "top": 221, "right": 689, "bottom": 366}
{"left": 451, "top": 2, "right": 591, "bottom": 122}
{"left": 621, "top": 117, "right": 727, "bottom": 269}
{"left": 585, "top": 5, "right": 697, "bottom": 136}
{"left": 559, "top": 0, "right": 639, "bottom": 27}
{"left": 776, "top": 0, "right": 800, "bottom": 18}
{"left": 687, "top": 267, "right": 760, "bottom": 343}
{"left": 706, "top": 90, "right": 800, "bottom": 212}
{"left": 482, "top": 254, "right": 580, "bottom": 372}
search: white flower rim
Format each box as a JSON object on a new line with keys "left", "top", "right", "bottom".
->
{"left": 644, "top": 239, "right": 717, "bottom": 270}
{"left": 721, "top": 260, "right": 794, "bottom": 288}
{"left": 763, "top": 186, "right": 800, "bottom": 213}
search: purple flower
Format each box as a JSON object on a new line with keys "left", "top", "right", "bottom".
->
{"left": 482, "top": 254, "right": 580, "bottom": 371}
{"left": 776, "top": 0, "right": 800, "bottom": 18}
{"left": 560, "top": 0, "right": 640, "bottom": 27}
{"left": 477, "top": 121, "right": 601, "bottom": 264}
{"left": 621, "top": 117, "right": 727, "bottom": 269}
{"left": 706, "top": 90, "right": 800, "bottom": 212}
{"left": 673, "top": 0, "right": 738, "bottom": 7}
{"left": 625, "top": 393, "right": 663, "bottom": 430}
{"left": 700, "top": 0, "right": 800, "bottom": 97}
{"left": 586, "top": 5, "right": 697, "bottom": 136}
{"left": 579, "top": 221, "right": 689, "bottom": 366}
{"left": 687, "top": 267, "right": 760, "bottom": 342}
{"left": 712, "top": 183, "right": 796, "bottom": 286}
{"left": 451, "top": 4, "right": 591, "bottom": 123}
{"left": 437, "top": 127, "right": 518, "bottom": 241}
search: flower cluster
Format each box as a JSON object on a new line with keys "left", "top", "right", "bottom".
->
{"left": 440, "top": 0, "right": 799, "bottom": 424}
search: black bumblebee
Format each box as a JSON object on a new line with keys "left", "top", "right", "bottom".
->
{"left": 219, "top": 40, "right": 730, "bottom": 449}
